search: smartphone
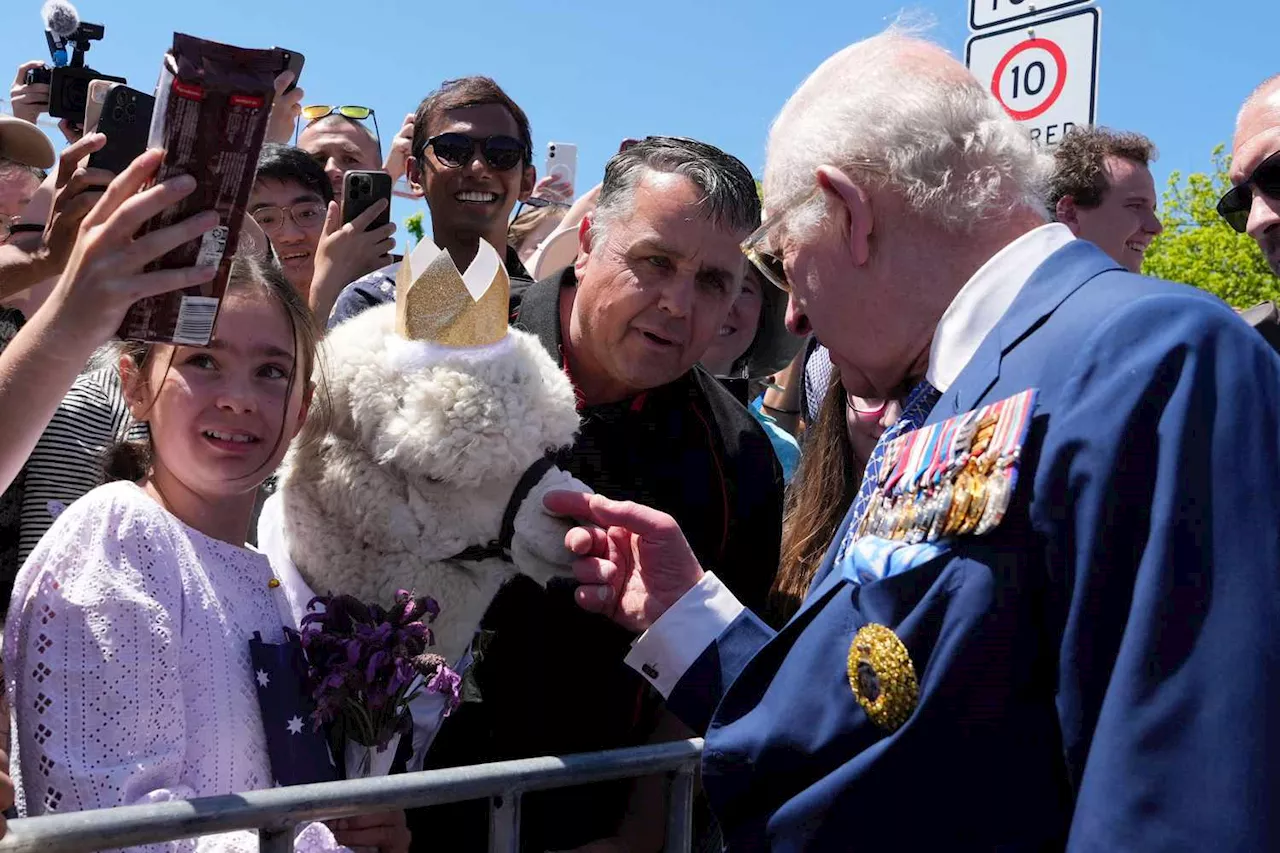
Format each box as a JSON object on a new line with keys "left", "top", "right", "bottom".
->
{"left": 544, "top": 142, "right": 578, "bottom": 194}
{"left": 89, "top": 86, "right": 156, "bottom": 174}
{"left": 82, "top": 79, "right": 117, "bottom": 135}
{"left": 342, "top": 171, "right": 393, "bottom": 232}
{"left": 275, "top": 48, "right": 305, "bottom": 93}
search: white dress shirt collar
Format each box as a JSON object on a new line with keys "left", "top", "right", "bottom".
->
{"left": 926, "top": 223, "right": 1076, "bottom": 393}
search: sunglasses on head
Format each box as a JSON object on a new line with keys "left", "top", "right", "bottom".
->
{"left": 512, "top": 196, "right": 571, "bottom": 219}
{"left": 423, "top": 133, "right": 528, "bottom": 172}
{"left": 1217, "top": 150, "right": 1280, "bottom": 233}
{"left": 297, "top": 104, "right": 382, "bottom": 151}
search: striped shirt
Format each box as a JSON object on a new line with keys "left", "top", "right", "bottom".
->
{"left": 17, "top": 367, "right": 146, "bottom": 564}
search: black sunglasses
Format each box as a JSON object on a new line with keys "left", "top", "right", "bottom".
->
{"left": 1217, "top": 150, "right": 1280, "bottom": 233}
{"left": 423, "top": 133, "right": 528, "bottom": 172}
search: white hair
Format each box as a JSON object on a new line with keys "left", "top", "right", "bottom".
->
{"left": 764, "top": 26, "right": 1049, "bottom": 235}
{"left": 1237, "top": 74, "right": 1280, "bottom": 133}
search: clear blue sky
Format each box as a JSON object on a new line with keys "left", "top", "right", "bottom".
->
{"left": 0, "top": 0, "right": 1271, "bottom": 233}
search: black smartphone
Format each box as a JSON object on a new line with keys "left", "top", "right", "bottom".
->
{"left": 342, "top": 171, "right": 393, "bottom": 232}
{"left": 88, "top": 86, "right": 156, "bottom": 174}
{"left": 276, "top": 48, "right": 305, "bottom": 93}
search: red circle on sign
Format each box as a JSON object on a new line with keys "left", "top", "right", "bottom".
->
{"left": 990, "top": 38, "right": 1068, "bottom": 121}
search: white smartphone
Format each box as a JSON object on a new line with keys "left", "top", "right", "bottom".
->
{"left": 83, "top": 79, "right": 119, "bottom": 135}
{"left": 544, "top": 141, "right": 578, "bottom": 195}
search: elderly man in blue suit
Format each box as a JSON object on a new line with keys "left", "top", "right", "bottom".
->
{"left": 545, "top": 26, "right": 1280, "bottom": 853}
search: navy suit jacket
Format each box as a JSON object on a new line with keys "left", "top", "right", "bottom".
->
{"left": 667, "top": 241, "right": 1280, "bottom": 851}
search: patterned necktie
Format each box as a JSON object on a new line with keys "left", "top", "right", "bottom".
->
{"left": 837, "top": 379, "right": 942, "bottom": 562}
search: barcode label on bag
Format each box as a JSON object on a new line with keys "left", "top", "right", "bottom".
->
{"left": 172, "top": 296, "right": 219, "bottom": 345}
{"left": 196, "top": 225, "right": 229, "bottom": 267}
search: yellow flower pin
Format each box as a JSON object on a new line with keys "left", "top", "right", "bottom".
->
{"left": 847, "top": 624, "right": 919, "bottom": 732}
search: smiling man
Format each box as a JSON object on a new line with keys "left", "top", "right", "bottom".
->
{"left": 329, "top": 77, "right": 535, "bottom": 327}
{"left": 1048, "top": 127, "right": 1164, "bottom": 273}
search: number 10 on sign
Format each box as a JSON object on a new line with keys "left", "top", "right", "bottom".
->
{"left": 965, "top": 8, "right": 1101, "bottom": 147}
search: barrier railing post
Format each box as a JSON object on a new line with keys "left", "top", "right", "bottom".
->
{"left": 259, "top": 825, "right": 294, "bottom": 853}
{"left": 487, "top": 792, "right": 521, "bottom": 853}
{"left": 664, "top": 766, "right": 695, "bottom": 853}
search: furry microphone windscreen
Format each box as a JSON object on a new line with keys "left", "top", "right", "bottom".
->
{"left": 41, "top": 0, "right": 80, "bottom": 38}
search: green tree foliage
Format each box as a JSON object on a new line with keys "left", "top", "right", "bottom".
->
{"left": 1141, "top": 145, "right": 1279, "bottom": 307}
{"left": 404, "top": 212, "right": 425, "bottom": 245}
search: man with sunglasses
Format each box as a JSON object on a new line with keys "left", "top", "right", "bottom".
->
{"left": 1226, "top": 75, "right": 1280, "bottom": 275}
{"left": 542, "top": 30, "right": 1280, "bottom": 851}
{"left": 328, "top": 77, "right": 536, "bottom": 329}
{"left": 296, "top": 105, "right": 384, "bottom": 205}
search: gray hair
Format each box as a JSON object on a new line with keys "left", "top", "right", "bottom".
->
{"left": 0, "top": 157, "right": 46, "bottom": 185}
{"left": 764, "top": 26, "right": 1049, "bottom": 236}
{"left": 589, "top": 136, "right": 761, "bottom": 245}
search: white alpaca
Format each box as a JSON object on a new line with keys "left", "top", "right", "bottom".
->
{"left": 274, "top": 302, "right": 590, "bottom": 667}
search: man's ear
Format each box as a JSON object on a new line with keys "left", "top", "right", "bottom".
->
{"left": 573, "top": 216, "right": 593, "bottom": 278}
{"left": 406, "top": 156, "right": 425, "bottom": 195}
{"left": 1055, "top": 195, "right": 1080, "bottom": 230}
{"left": 816, "top": 165, "right": 874, "bottom": 267}
{"left": 519, "top": 164, "right": 537, "bottom": 202}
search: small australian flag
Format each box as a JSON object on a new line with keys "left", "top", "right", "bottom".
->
{"left": 248, "top": 630, "right": 340, "bottom": 787}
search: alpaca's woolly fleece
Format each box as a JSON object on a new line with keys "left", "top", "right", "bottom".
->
{"left": 277, "top": 304, "right": 589, "bottom": 664}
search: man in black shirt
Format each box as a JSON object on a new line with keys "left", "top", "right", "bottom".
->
{"left": 420, "top": 137, "right": 784, "bottom": 852}
{"left": 330, "top": 76, "right": 537, "bottom": 327}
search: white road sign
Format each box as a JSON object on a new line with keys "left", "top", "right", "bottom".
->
{"left": 966, "top": 7, "right": 1100, "bottom": 147}
{"left": 970, "top": 0, "right": 1090, "bottom": 30}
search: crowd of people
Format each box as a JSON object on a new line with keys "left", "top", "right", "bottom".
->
{"left": 0, "top": 19, "right": 1277, "bottom": 852}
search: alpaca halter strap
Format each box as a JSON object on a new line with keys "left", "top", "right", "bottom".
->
{"left": 448, "top": 456, "right": 559, "bottom": 563}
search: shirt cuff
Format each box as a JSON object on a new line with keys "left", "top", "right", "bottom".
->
{"left": 623, "top": 572, "right": 744, "bottom": 699}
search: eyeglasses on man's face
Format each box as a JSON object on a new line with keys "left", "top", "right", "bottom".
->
{"left": 250, "top": 201, "right": 327, "bottom": 233}
{"left": 422, "top": 133, "right": 528, "bottom": 172}
{"left": 742, "top": 161, "right": 885, "bottom": 293}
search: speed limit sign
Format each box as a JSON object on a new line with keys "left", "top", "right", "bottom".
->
{"left": 966, "top": 7, "right": 1100, "bottom": 147}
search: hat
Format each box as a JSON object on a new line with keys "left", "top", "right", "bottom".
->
{"left": 0, "top": 117, "right": 56, "bottom": 169}
{"left": 395, "top": 237, "right": 509, "bottom": 348}
{"left": 528, "top": 226, "right": 580, "bottom": 282}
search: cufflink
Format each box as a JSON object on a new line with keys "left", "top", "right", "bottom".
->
{"left": 642, "top": 663, "right": 660, "bottom": 679}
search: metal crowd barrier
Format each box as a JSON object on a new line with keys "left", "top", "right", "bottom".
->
{"left": 0, "top": 738, "right": 705, "bottom": 853}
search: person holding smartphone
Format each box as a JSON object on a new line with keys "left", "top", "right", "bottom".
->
{"left": 328, "top": 77, "right": 537, "bottom": 329}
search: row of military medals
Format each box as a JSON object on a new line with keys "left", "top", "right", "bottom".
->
{"left": 856, "top": 388, "right": 1038, "bottom": 543}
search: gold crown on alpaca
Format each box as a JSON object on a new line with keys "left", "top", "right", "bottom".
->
{"left": 395, "top": 237, "right": 509, "bottom": 347}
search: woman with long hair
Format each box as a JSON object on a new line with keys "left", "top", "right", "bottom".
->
{"left": 767, "top": 368, "right": 900, "bottom": 627}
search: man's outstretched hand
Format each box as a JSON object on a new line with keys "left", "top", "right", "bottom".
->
{"left": 542, "top": 491, "right": 704, "bottom": 633}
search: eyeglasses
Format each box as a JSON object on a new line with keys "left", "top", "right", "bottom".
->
{"left": 423, "top": 133, "right": 528, "bottom": 172}
{"left": 298, "top": 104, "right": 382, "bottom": 152}
{"left": 0, "top": 215, "right": 18, "bottom": 244}
{"left": 0, "top": 217, "right": 41, "bottom": 245}
{"left": 1217, "top": 150, "right": 1280, "bottom": 233}
{"left": 512, "top": 196, "right": 572, "bottom": 219}
{"left": 847, "top": 395, "right": 887, "bottom": 419}
{"left": 741, "top": 160, "right": 886, "bottom": 292}
{"left": 250, "top": 201, "right": 327, "bottom": 233}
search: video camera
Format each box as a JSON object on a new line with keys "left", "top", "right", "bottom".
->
{"left": 23, "top": 2, "right": 125, "bottom": 125}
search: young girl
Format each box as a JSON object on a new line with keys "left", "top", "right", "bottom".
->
{"left": 4, "top": 251, "right": 405, "bottom": 852}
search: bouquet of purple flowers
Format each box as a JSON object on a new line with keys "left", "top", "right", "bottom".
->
{"left": 300, "top": 589, "right": 461, "bottom": 760}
